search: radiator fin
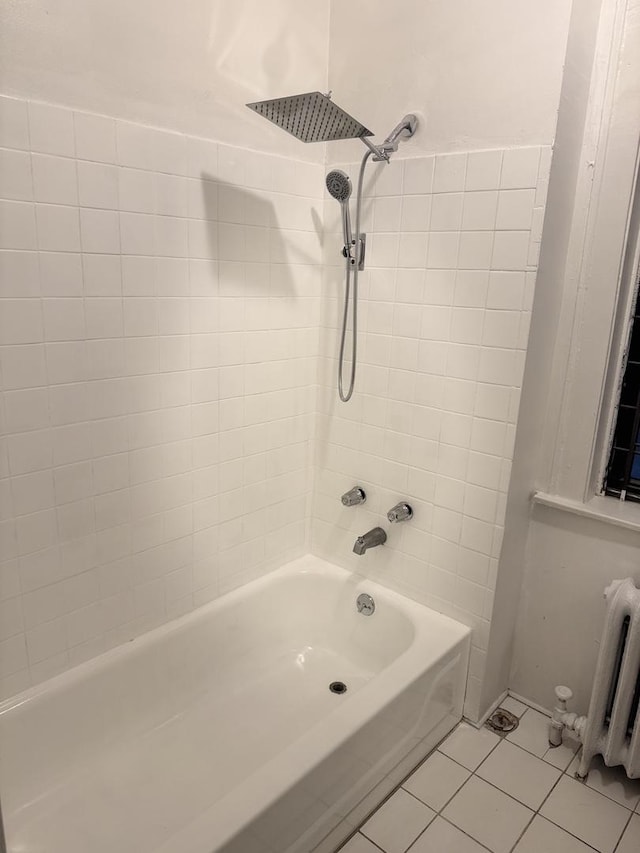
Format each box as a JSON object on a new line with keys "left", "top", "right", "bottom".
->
{"left": 579, "top": 579, "right": 640, "bottom": 779}
{"left": 605, "top": 615, "right": 630, "bottom": 726}
{"left": 605, "top": 611, "right": 640, "bottom": 764}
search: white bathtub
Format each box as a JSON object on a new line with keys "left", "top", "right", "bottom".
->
{"left": 0, "top": 555, "right": 470, "bottom": 853}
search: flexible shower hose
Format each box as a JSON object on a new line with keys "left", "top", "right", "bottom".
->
{"left": 338, "top": 149, "right": 373, "bottom": 402}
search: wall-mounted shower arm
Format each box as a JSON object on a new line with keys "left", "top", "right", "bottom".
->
{"left": 360, "top": 136, "right": 390, "bottom": 162}
{"left": 246, "top": 93, "right": 417, "bottom": 158}
{"left": 361, "top": 114, "right": 418, "bottom": 162}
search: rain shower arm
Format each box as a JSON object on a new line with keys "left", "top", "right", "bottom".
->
{"left": 361, "top": 114, "right": 418, "bottom": 161}
{"left": 360, "top": 135, "right": 390, "bottom": 162}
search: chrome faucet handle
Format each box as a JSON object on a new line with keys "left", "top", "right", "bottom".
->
{"left": 387, "top": 502, "right": 413, "bottom": 523}
{"left": 341, "top": 487, "right": 366, "bottom": 507}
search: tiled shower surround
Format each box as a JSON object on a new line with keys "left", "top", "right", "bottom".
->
{"left": 0, "top": 93, "right": 551, "bottom": 715}
{"left": 0, "top": 95, "right": 322, "bottom": 697}
{"left": 314, "top": 146, "right": 549, "bottom": 718}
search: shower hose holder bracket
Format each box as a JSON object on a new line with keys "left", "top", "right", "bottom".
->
{"left": 362, "top": 113, "right": 419, "bottom": 162}
{"left": 342, "top": 233, "right": 366, "bottom": 270}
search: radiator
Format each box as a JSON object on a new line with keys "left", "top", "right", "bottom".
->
{"left": 549, "top": 578, "right": 640, "bottom": 780}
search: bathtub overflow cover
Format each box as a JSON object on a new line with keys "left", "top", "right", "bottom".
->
{"left": 356, "top": 593, "right": 375, "bottom": 616}
{"left": 329, "top": 681, "right": 347, "bottom": 695}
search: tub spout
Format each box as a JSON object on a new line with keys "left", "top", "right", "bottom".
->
{"left": 353, "top": 527, "right": 387, "bottom": 555}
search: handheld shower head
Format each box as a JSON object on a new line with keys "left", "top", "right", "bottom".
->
{"left": 326, "top": 169, "right": 352, "bottom": 203}
{"left": 326, "top": 169, "right": 353, "bottom": 249}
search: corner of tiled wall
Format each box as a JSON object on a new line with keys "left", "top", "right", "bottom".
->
{"left": 312, "top": 143, "right": 552, "bottom": 721}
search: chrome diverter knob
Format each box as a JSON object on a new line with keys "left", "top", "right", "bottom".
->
{"left": 387, "top": 502, "right": 413, "bottom": 523}
{"left": 341, "top": 487, "right": 366, "bottom": 507}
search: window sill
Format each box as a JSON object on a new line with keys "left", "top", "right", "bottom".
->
{"left": 532, "top": 491, "right": 640, "bottom": 534}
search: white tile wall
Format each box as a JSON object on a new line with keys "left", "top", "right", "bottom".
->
{"left": 312, "top": 146, "right": 551, "bottom": 719}
{"left": 0, "top": 93, "right": 554, "bottom": 716}
{"left": 0, "top": 94, "right": 324, "bottom": 698}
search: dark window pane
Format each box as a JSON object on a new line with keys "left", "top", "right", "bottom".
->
{"left": 616, "top": 406, "right": 636, "bottom": 449}
{"left": 620, "top": 363, "right": 640, "bottom": 406}
{"left": 605, "top": 276, "right": 640, "bottom": 500}
{"left": 608, "top": 447, "right": 629, "bottom": 486}
{"left": 628, "top": 322, "right": 640, "bottom": 362}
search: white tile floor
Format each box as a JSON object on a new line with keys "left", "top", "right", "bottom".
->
{"left": 338, "top": 697, "right": 640, "bottom": 853}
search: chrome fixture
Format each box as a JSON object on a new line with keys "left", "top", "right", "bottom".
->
{"left": 356, "top": 593, "right": 375, "bottom": 616}
{"left": 246, "top": 91, "right": 373, "bottom": 144}
{"left": 341, "top": 486, "right": 366, "bottom": 507}
{"left": 246, "top": 91, "right": 416, "bottom": 163}
{"left": 353, "top": 526, "right": 387, "bottom": 555}
{"left": 326, "top": 169, "right": 353, "bottom": 251}
{"left": 377, "top": 115, "right": 420, "bottom": 159}
{"left": 246, "top": 91, "right": 418, "bottom": 403}
{"left": 327, "top": 116, "right": 416, "bottom": 402}
{"left": 387, "top": 502, "right": 413, "bottom": 523}
{"left": 326, "top": 170, "right": 366, "bottom": 272}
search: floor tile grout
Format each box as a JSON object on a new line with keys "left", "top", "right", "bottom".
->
{"left": 336, "top": 716, "right": 468, "bottom": 852}
{"left": 404, "top": 724, "right": 517, "bottom": 853}
{"left": 405, "top": 814, "right": 496, "bottom": 853}
{"left": 352, "top": 709, "right": 522, "bottom": 853}
{"left": 357, "top": 833, "right": 386, "bottom": 853}
{"left": 517, "top": 769, "right": 599, "bottom": 853}
{"left": 341, "top": 697, "right": 640, "bottom": 853}
{"left": 611, "top": 809, "right": 635, "bottom": 853}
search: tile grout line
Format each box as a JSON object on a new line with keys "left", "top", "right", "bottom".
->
{"left": 346, "top": 701, "right": 639, "bottom": 853}
{"left": 506, "top": 769, "right": 568, "bottom": 853}
{"left": 337, "top": 717, "right": 484, "bottom": 852}
{"left": 420, "top": 814, "right": 496, "bottom": 853}
{"left": 466, "top": 729, "right": 635, "bottom": 853}
{"left": 561, "top": 750, "right": 640, "bottom": 813}
{"left": 611, "top": 809, "right": 635, "bottom": 853}
{"left": 403, "top": 811, "right": 494, "bottom": 853}
{"left": 366, "top": 714, "right": 510, "bottom": 850}
{"left": 491, "top": 717, "right": 632, "bottom": 853}
{"left": 339, "top": 717, "right": 472, "bottom": 851}
{"left": 356, "top": 832, "right": 386, "bottom": 853}
{"left": 401, "top": 723, "right": 518, "bottom": 852}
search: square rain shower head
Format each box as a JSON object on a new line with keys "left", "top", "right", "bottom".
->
{"left": 246, "top": 91, "right": 373, "bottom": 144}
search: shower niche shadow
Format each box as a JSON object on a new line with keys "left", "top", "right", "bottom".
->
{"left": 199, "top": 171, "right": 324, "bottom": 299}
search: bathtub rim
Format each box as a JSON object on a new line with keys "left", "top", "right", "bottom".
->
{"left": 0, "top": 553, "right": 469, "bottom": 717}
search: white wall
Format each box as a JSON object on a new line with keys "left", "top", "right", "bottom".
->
{"left": 513, "top": 508, "right": 640, "bottom": 712}
{"left": 0, "top": 95, "right": 323, "bottom": 698}
{"left": 490, "top": 0, "right": 640, "bottom": 715}
{"left": 0, "top": 0, "right": 329, "bottom": 161}
{"left": 479, "top": 0, "right": 608, "bottom": 714}
{"left": 328, "top": 0, "right": 572, "bottom": 160}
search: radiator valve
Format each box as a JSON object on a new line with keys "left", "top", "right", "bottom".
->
{"left": 549, "top": 685, "right": 588, "bottom": 749}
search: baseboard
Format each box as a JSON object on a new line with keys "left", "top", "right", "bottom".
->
{"left": 464, "top": 689, "right": 552, "bottom": 728}
{"left": 507, "top": 689, "right": 551, "bottom": 717}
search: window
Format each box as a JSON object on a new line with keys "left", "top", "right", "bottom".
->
{"left": 604, "top": 272, "right": 640, "bottom": 501}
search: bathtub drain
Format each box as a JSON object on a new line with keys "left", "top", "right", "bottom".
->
{"left": 329, "top": 681, "right": 347, "bottom": 695}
